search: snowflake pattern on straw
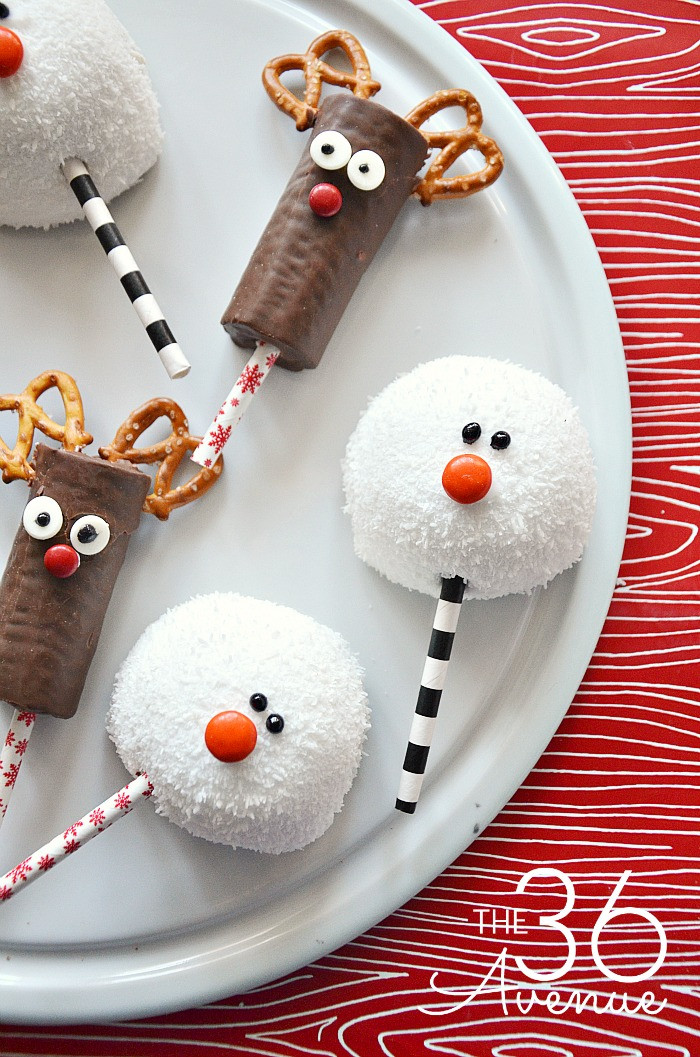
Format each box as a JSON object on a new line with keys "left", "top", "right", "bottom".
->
{"left": 0, "top": 710, "right": 36, "bottom": 818}
{"left": 191, "top": 343, "right": 279, "bottom": 468}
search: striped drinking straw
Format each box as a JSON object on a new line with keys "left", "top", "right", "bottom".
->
{"left": 62, "top": 159, "right": 190, "bottom": 381}
{"left": 395, "top": 575, "right": 466, "bottom": 814}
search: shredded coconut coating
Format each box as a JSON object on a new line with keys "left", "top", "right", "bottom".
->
{"left": 342, "top": 355, "right": 597, "bottom": 600}
{"left": 108, "top": 593, "right": 370, "bottom": 855}
{"left": 0, "top": 0, "right": 163, "bottom": 228}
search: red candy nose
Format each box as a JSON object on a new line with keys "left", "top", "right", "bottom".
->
{"left": 0, "top": 26, "right": 23, "bottom": 77}
{"left": 442, "top": 453, "right": 492, "bottom": 504}
{"left": 205, "top": 710, "right": 258, "bottom": 763}
{"left": 44, "top": 544, "right": 80, "bottom": 578}
{"left": 309, "top": 182, "right": 342, "bottom": 217}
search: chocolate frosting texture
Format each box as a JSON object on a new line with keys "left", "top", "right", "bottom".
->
{"left": 222, "top": 94, "right": 428, "bottom": 370}
{"left": 0, "top": 445, "right": 150, "bottom": 719}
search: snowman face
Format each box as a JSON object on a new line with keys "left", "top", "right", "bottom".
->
{"left": 0, "top": 0, "right": 162, "bottom": 228}
{"left": 107, "top": 593, "right": 369, "bottom": 855}
{"left": 342, "top": 355, "right": 597, "bottom": 601}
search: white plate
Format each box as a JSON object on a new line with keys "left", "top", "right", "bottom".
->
{"left": 0, "top": 0, "right": 630, "bottom": 1023}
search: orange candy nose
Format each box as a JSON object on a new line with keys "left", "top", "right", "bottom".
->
{"left": 442, "top": 453, "right": 492, "bottom": 504}
{"left": 0, "top": 26, "right": 23, "bottom": 77}
{"left": 205, "top": 710, "right": 258, "bottom": 762}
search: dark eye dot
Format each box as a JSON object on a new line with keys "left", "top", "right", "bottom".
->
{"left": 321, "top": 143, "right": 334, "bottom": 155}
{"left": 35, "top": 511, "right": 51, "bottom": 527}
{"left": 490, "top": 431, "right": 511, "bottom": 450}
{"left": 0, "top": 5, "right": 9, "bottom": 18}
{"left": 76, "top": 523, "right": 98, "bottom": 544}
{"left": 266, "top": 713, "right": 284, "bottom": 734}
{"left": 462, "top": 422, "right": 481, "bottom": 444}
{"left": 359, "top": 163, "right": 369, "bottom": 173}
{"left": 249, "top": 692, "right": 268, "bottom": 712}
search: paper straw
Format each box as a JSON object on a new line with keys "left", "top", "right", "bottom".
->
{"left": 395, "top": 575, "right": 466, "bottom": 814}
{"left": 0, "top": 772, "right": 153, "bottom": 903}
{"left": 61, "top": 158, "right": 190, "bottom": 381}
{"left": 191, "top": 341, "right": 279, "bottom": 467}
{"left": 0, "top": 709, "right": 35, "bottom": 823}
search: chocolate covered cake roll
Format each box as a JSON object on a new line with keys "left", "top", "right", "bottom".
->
{"left": 0, "top": 445, "right": 150, "bottom": 719}
{"left": 222, "top": 94, "right": 429, "bottom": 371}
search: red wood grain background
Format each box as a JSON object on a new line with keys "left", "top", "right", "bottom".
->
{"left": 2, "top": 0, "right": 699, "bottom": 1052}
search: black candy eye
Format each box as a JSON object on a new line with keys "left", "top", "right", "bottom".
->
{"left": 266, "top": 713, "right": 284, "bottom": 734}
{"left": 0, "top": 5, "right": 10, "bottom": 19}
{"left": 490, "top": 431, "right": 511, "bottom": 450}
{"left": 462, "top": 422, "right": 481, "bottom": 444}
{"left": 249, "top": 693, "right": 268, "bottom": 712}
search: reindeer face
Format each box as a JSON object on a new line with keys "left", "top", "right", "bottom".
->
{"left": 107, "top": 593, "right": 370, "bottom": 854}
{"left": 343, "top": 356, "right": 597, "bottom": 601}
{"left": 0, "top": 0, "right": 162, "bottom": 228}
{"left": 0, "top": 446, "right": 150, "bottom": 719}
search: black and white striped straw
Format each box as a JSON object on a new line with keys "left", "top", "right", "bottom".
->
{"left": 61, "top": 158, "right": 190, "bottom": 380}
{"left": 396, "top": 574, "right": 466, "bottom": 814}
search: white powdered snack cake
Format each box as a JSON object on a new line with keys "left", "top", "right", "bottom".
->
{"left": 0, "top": 0, "right": 163, "bottom": 229}
{"left": 107, "top": 593, "right": 370, "bottom": 854}
{"left": 343, "top": 355, "right": 597, "bottom": 601}
{"left": 342, "top": 355, "right": 597, "bottom": 813}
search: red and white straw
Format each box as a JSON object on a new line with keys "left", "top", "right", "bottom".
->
{"left": 0, "top": 709, "right": 35, "bottom": 823}
{"left": 191, "top": 342, "right": 279, "bottom": 467}
{"left": 0, "top": 772, "right": 153, "bottom": 902}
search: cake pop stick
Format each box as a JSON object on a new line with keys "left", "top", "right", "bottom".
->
{"left": 396, "top": 576, "right": 465, "bottom": 813}
{"left": 1, "top": 593, "right": 370, "bottom": 901}
{"left": 197, "top": 30, "right": 503, "bottom": 466}
{"left": 342, "top": 356, "right": 598, "bottom": 814}
{"left": 62, "top": 160, "right": 189, "bottom": 381}
{"left": 0, "top": 773, "right": 153, "bottom": 902}
{"left": 0, "top": 373, "right": 223, "bottom": 822}
{"left": 1, "top": 1, "right": 188, "bottom": 379}
{"left": 0, "top": 710, "right": 35, "bottom": 824}
{"left": 192, "top": 343, "right": 278, "bottom": 467}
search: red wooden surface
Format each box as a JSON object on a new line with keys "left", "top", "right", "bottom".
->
{"left": 3, "top": 0, "right": 699, "bottom": 1051}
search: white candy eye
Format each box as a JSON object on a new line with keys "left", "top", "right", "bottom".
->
{"left": 347, "top": 149, "right": 385, "bottom": 191}
{"left": 22, "top": 496, "right": 63, "bottom": 540}
{"left": 69, "top": 515, "right": 110, "bottom": 555}
{"left": 309, "top": 130, "right": 352, "bottom": 171}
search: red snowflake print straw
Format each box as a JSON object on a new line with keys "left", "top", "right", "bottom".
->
{"left": 0, "top": 772, "right": 153, "bottom": 902}
{"left": 0, "top": 710, "right": 36, "bottom": 826}
{"left": 191, "top": 342, "right": 279, "bottom": 467}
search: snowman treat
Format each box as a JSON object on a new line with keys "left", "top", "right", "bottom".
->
{"left": 342, "top": 355, "right": 597, "bottom": 812}
{"left": 0, "top": 0, "right": 188, "bottom": 377}
{"left": 1, "top": 594, "right": 369, "bottom": 898}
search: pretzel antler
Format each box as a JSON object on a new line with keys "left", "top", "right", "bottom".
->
{"left": 263, "top": 29, "right": 381, "bottom": 131}
{"left": 405, "top": 90, "right": 504, "bottom": 205}
{"left": 0, "top": 371, "right": 93, "bottom": 484}
{"left": 99, "top": 398, "right": 223, "bottom": 521}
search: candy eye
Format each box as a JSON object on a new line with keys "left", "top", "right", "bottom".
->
{"left": 462, "top": 422, "right": 481, "bottom": 444}
{"left": 22, "top": 496, "right": 63, "bottom": 540}
{"left": 266, "top": 713, "right": 284, "bottom": 734}
{"left": 309, "top": 130, "right": 352, "bottom": 171}
{"left": 347, "top": 149, "right": 385, "bottom": 191}
{"left": 490, "top": 431, "right": 511, "bottom": 450}
{"left": 69, "top": 514, "right": 110, "bottom": 555}
{"left": 249, "top": 692, "right": 268, "bottom": 712}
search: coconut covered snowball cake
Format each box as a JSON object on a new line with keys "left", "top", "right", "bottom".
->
{"left": 0, "top": 0, "right": 163, "bottom": 228}
{"left": 107, "top": 593, "right": 370, "bottom": 855}
{"left": 342, "top": 355, "right": 597, "bottom": 814}
{"left": 343, "top": 355, "right": 597, "bottom": 601}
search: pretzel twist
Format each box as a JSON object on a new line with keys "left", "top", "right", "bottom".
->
{"left": 406, "top": 89, "right": 504, "bottom": 204}
{"left": 263, "top": 30, "right": 381, "bottom": 130}
{"left": 0, "top": 371, "right": 92, "bottom": 484}
{"left": 99, "top": 398, "right": 223, "bottom": 521}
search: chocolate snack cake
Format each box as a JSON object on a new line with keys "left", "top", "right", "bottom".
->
{"left": 222, "top": 94, "right": 428, "bottom": 371}
{"left": 0, "top": 446, "right": 150, "bottom": 719}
